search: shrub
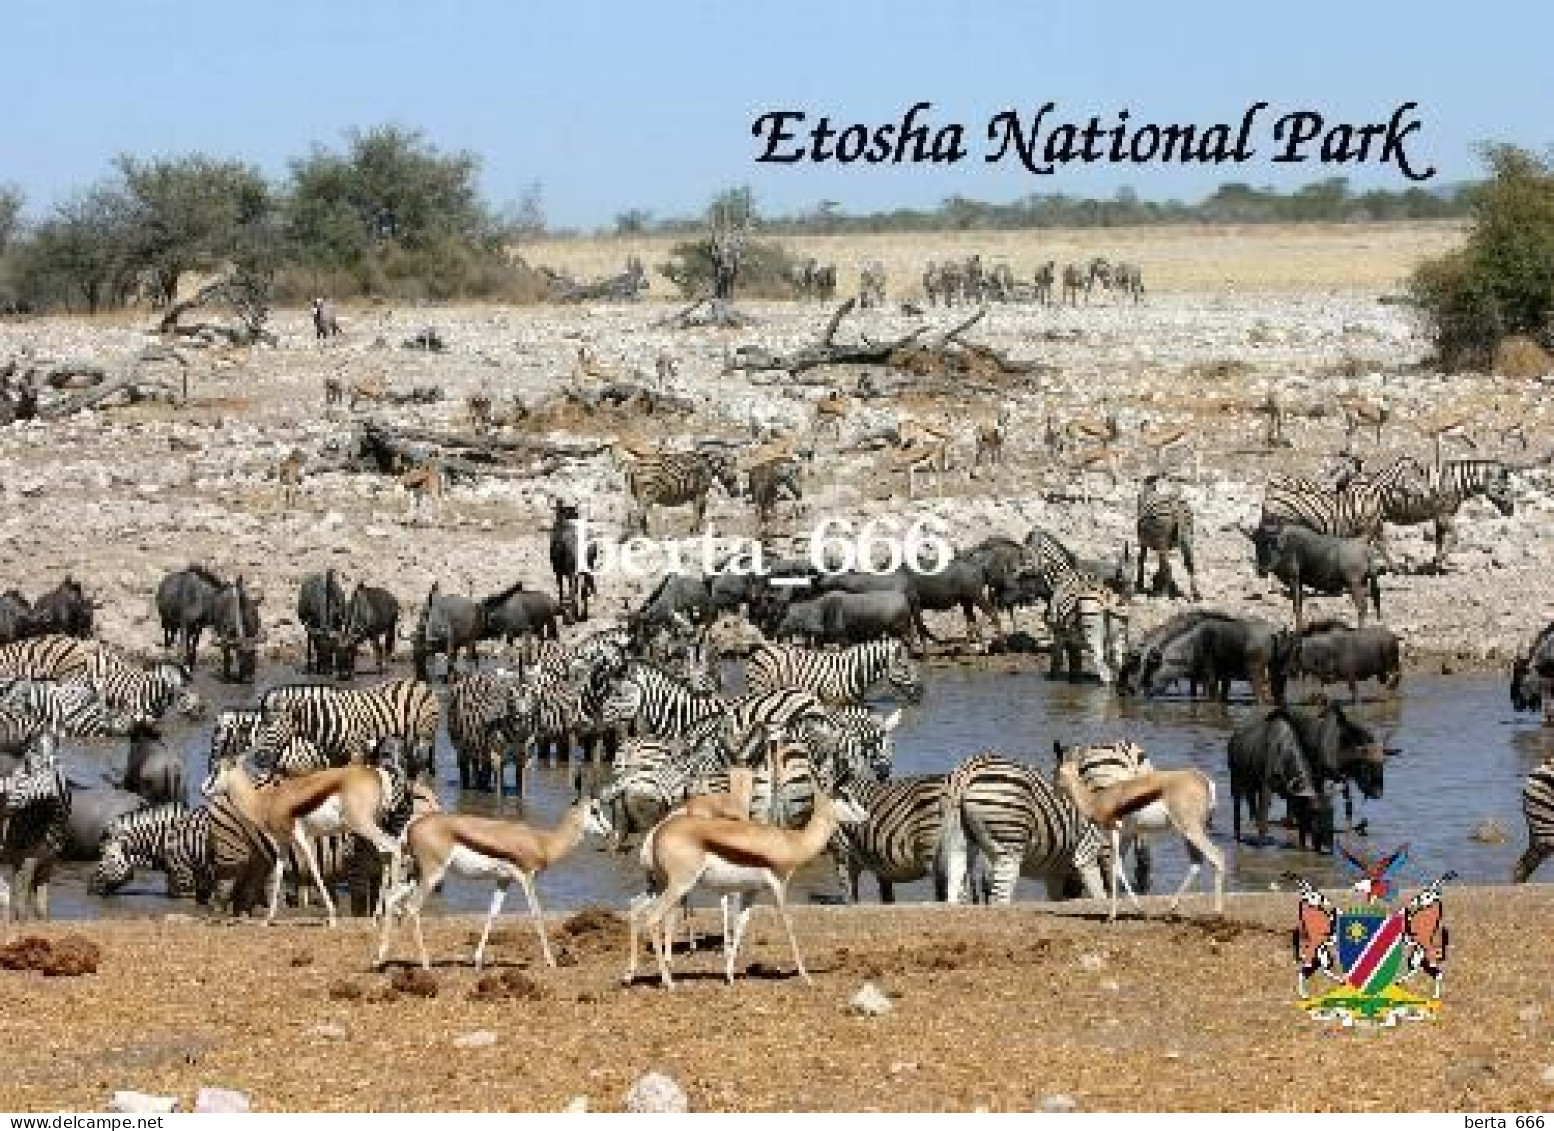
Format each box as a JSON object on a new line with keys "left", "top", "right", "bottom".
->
{"left": 657, "top": 236, "right": 802, "bottom": 299}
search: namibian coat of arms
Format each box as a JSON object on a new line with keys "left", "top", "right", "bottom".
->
{"left": 1287, "top": 843, "right": 1456, "bottom": 1027}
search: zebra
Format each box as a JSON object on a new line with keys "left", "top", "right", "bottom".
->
{"left": 1033, "top": 260, "right": 1056, "bottom": 306}
{"left": 254, "top": 679, "right": 439, "bottom": 778}
{"left": 1377, "top": 459, "right": 1516, "bottom": 570}
{"left": 0, "top": 737, "right": 71, "bottom": 920}
{"left": 940, "top": 751, "right": 1107, "bottom": 904}
{"left": 1513, "top": 761, "right": 1553, "bottom": 883}
{"left": 1261, "top": 456, "right": 1427, "bottom": 566}
{"left": 0, "top": 678, "right": 133, "bottom": 738}
{"left": 0, "top": 634, "right": 99, "bottom": 682}
{"left": 91, "top": 800, "right": 198, "bottom": 897}
{"left": 88, "top": 653, "right": 201, "bottom": 723}
{"left": 623, "top": 449, "right": 741, "bottom": 537}
{"left": 1110, "top": 262, "right": 1145, "bottom": 303}
{"left": 0, "top": 706, "right": 49, "bottom": 755}
{"left": 1046, "top": 576, "right": 1129, "bottom": 685}
{"left": 197, "top": 798, "right": 377, "bottom": 917}
{"left": 599, "top": 659, "right": 728, "bottom": 738}
{"left": 1136, "top": 474, "right": 1202, "bottom": 601}
{"left": 210, "top": 708, "right": 263, "bottom": 765}
{"left": 745, "top": 638, "right": 924, "bottom": 704}
{"left": 1055, "top": 739, "right": 1155, "bottom": 893}
{"left": 447, "top": 670, "right": 538, "bottom": 793}
{"left": 829, "top": 773, "right": 949, "bottom": 902}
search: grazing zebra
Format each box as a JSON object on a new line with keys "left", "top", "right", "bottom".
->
{"left": 91, "top": 801, "right": 197, "bottom": 897}
{"left": 623, "top": 449, "right": 741, "bottom": 536}
{"left": 255, "top": 679, "right": 439, "bottom": 777}
{"left": 745, "top": 639, "right": 924, "bottom": 704}
{"left": 1136, "top": 475, "right": 1202, "bottom": 601}
{"left": 1378, "top": 459, "right": 1516, "bottom": 570}
{"left": 830, "top": 773, "right": 949, "bottom": 902}
{"left": 1513, "top": 761, "right": 1553, "bottom": 883}
{"left": 447, "top": 670, "right": 538, "bottom": 793}
{"left": 1261, "top": 456, "right": 1427, "bottom": 564}
{"left": 88, "top": 653, "right": 201, "bottom": 723}
{"left": 1046, "top": 576, "right": 1130, "bottom": 685}
{"left": 940, "top": 751, "right": 1106, "bottom": 904}
{"left": 0, "top": 738, "right": 71, "bottom": 920}
{"left": 0, "top": 678, "right": 133, "bottom": 738}
{"left": 1110, "top": 262, "right": 1145, "bottom": 303}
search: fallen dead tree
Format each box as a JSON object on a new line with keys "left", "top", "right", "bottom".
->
{"left": 155, "top": 268, "right": 275, "bottom": 347}
{"left": 653, "top": 297, "right": 758, "bottom": 330}
{"left": 305, "top": 420, "right": 617, "bottom": 483}
{"left": 32, "top": 347, "right": 192, "bottom": 420}
{"left": 541, "top": 258, "right": 648, "bottom": 303}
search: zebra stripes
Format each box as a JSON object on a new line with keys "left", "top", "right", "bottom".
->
{"left": 255, "top": 679, "right": 439, "bottom": 777}
{"left": 830, "top": 773, "right": 948, "bottom": 902}
{"left": 448, "top": 670, "right": 537, "bottom": 792}
{"left": 1261, "top": 456, "right": 1425, "bottom": 553}
{"left": 624, "top": 449, "right": 740, "bottom": 535}
{"left": 600, "top": 660, "right": 726, "bottom": 737}
{"left": 92, "top": 801, "right": 197, "bottom": 896}
{"left": 0, "top": 742, "right": 71, "bottom": 919}
{"left": 941, "top": 751, "right": 1106, "bottom": 904}
{"left": 0, "top": 678, "right": 131, "bottom": 737}
{"left": 746, "top": 639, "right": 924, "bottom": 704}
{"left": 1046, "top": 577, "right": 1129, "bottom": 685}
{"left": 1060, "top": 740, "right": 1154, "bottom": 892}
{"left": 1513, "top": 761, "right": 1553, "bottom": 883}
{"left": 87, "top": 653, "right": 200, "bottom": 724}
{"left": 1136, "top": 476, "right": 1201, "bottom": 600}
{"left": 0, "top": 634, "right": 97, "bottom": 682}
{"left": 1379, "top": 459, "right": 1516, "bottom": 567}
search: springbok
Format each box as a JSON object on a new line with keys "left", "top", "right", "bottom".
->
{"left": 624, "top": 783, "right": 867, "bottom": 988}
{"left": 814, "top": 391, "right": 849, "bottom": 439}
{"left": 400, "top": 461, "right": 445, "bottom": 525}
{"left": 973, "top": 406, "right": 1011, "bottom": 468}
{"left": 376, "top": 787, "right": 612, "bottom": 971}
{"left": 278, "top": 449, "right": 306, "bottom": 510}
{"left": 201, "top": 754, "right": 403, "bottom": 929}
{"left": 1053, "top": 750, "right": 1223, "bottom": 921}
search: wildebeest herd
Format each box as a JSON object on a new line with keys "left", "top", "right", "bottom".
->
{"left": 0, "top": 442, "right": 1548, "bottom": 987}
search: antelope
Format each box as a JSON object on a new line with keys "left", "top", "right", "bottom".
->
{"left": 400, "top": 461, "right": 445, "bottom": 525}
{"left": 814, "top": 391, "right": 849, "bottom": 439}
{"left": 349, "top": 375, "right": 387, "bottom": 410}
{"left": 278, "top": 449, "right": 307, "bottom": 509}
{"left": 1339, "top": 396, "right": 1388, "bottom": 451}
{"left": 1053, "top": 750, "right": 1223, "bottom": 921}
{"left": 1420, "top": 413, "right": 1476, "bottom": 466}
{"left": 973, "top": 405, "right": 1012, "bottom": 467}
{"left": 1068, "top": 445, "right": 1121, "bottom": 500}
{"left": 888, "top": 441, "right": 949, "bottom": 499}
{"left": 574, "top": 345, "right": 612, "bottom": 383}
{"left": 202, "top": 756, "right": 403, "bottom": 929}
{"left": 623, "top": 785, "right": 868, "bottom": 988}
{"left": 1064, "top": 412, "right": 1120, "bottom": 449}
{"left": 377, "top": 789, "right": 613, "bottom": 971}
{"left": 654, "top": 352, "right": 678, "bottom": 387}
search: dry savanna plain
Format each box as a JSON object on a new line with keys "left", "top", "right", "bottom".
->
{"left": 0, "top": 222, "right": 1551, "bottom": 1112}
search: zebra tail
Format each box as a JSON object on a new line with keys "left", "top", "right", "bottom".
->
{"left": 935, "top": 798, "right": 967, "bottom": 901}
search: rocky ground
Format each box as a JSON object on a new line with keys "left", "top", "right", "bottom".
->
{"left": 0, "top": 224, "right": 1549, "bottom": 669}
{"left": 0, "top": 887, "right": 1548, "bottom": 1111}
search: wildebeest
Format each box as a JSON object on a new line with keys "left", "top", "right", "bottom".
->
{"left": 1142, "top": 612, "right": 1280, "bottom": 702}
{"left": 0, "top": 590, "right": 35, "bottom": 644}
{"left": 762, "top": 588, "right": 922, "bottom": 653}
{"left": 549, "top": 499, "right": 598, "bottom": 622}
{"left": 311, "top": 297, "right": 341, "bottom": 340}
{"left": 631, "top": 573, "right": 713, "bottom": 647}
{"left": 155, "top": 566, "right": 263, "bottom": 681}
{"left": 1227, "top": 704, "right": 1385, "bottom": 851}
{"left": 1249, "top": 522, "right": 1381, "bottom": 630}
{"left": 1510, "top": 620, "right": 1554, "bottom": 717}
{"left": 297, "top": 570, "right": 347, "bottom": 675}
{"left": 337, "top": 584, "right": 399, "bottom": 680}
{"left": 412, "top": 583, "right": 484, "bottom": 682}
{"left": 1115, "top": 610, "right": 1221, "bottom": 697}
{"left": 747, "top": 458, "right": 803, "bottom": 528}
{"left": 29, "top": 577, "right": 96, "bottom": 638}
{"left": 1273, "top": 621, "right": 1402, "bottom": 704}
{"left": 480, "top": 583, "right": 560, "bottom": 653}
{"left": 123, "top": 726, "right": 185, "bottom": 805}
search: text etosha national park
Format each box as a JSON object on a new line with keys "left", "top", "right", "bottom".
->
{"left": 751, "top": 101, "right": 1437, "bottom": 182}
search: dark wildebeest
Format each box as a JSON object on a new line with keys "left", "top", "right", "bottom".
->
{"left": 1115, "top": 610, "right": 1221, "bottom": 696}
{"left": 0, "top": 589, "right": 35, "bottom": 644}
{"left": 1272, "top": 621, "right": 1402, "bottom": 704}
{"left": 155, "top": 566, "right": 263, "bottom": 680}
{"left": 413, "top": 583, "right": 484, "bottom": 683}
{"left": 336, "top": 584, "right": 399, "bottom": 679}
{"left": 1142, "top": 613, "right": 1280, "bottom": 703}
{"left": 1249, "top": 522, "right": 1382, "bottom": 631}
{"left": 297, "top": 569, "right": 347, "bottom": 675}
{"left": 311, "top": 297, "right": 341, "bottom": 340}
{"left": 1227, "top": 704, "right": 1386, "bottom": 851}
{"left": 30, "top": 577, "right": 96, "bottom": 637}
{"left": 747, "top": 459, "right": 803, "bottom": 528}
{"left": 631, "top": 573, "right": 713, "bottom": 649}
{"left": 123, "top": 725, "right": 185, "bottom": 805}
{"left": 961, "top": 536, "right": 1043, "bottom": 632}
{"left": 907, "top": 554, "right": 1006, "bottom": 647}
{"left": 549, "top": 500, "right": 598, "bottom": 623}
{"left": 1510, "top": 620, "right": 1554, "bottom": 718}
{"left": 480, "top": 583, "right": 560, "bottom": 657}
{"left": 815, "top": 589, "right": 923, "bottom": 651}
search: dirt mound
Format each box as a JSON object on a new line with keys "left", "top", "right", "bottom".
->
{"left": 390, "top": 967, "right": 439, "bottom": 998}
{"left": 559, "top": 906, "right": 628, "bottom": 954}
{"left": 469, "top": 969, "right": 548, "bottom": 1002}
{"left": 0, "top": 934, "right": 101, "bottom": 976}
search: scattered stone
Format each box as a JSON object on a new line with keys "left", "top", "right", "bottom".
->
{"left": 290, "top": 951, "right": 315, "bottom": 967}
{"left": 1078, "top": 952, "right": 1105, "bottom": 971}
{"left": 1541, "top": 1065, "right": 1554, "bottom": 1088}
{"left": 307, "top": 1022, "right": 350, "bottom": 1041}
{"left": 327, "top": 980, "right": 364, "bottom": 1001}
{"left": 1040, "top": 1094, "right": 1079, "bottom": 1112}
{"left": 453, "top": 1030, "right": 498, "bottom": 1049}
{"left": 108, "top": 1091, "right": 179, "bottom": 1113}
{"left": 1518, "top": 1005, "right": 1542, "bottom": 1023}
{"left": 849, "top": 982, "right": 894, "bottom": 1017}
{"left": 1101, "top": 979, "right": 1121, "bottom": 992}
{"left": 563, "top": 1096, "right": 589, "bottom": 1113}
{"left": 624, "top": 1070, "right": 689, "bottom": 1114}
{"left": 889, "top": 1061, "right": 918, "bottom": 1075}
{"left": 1470, "top": 819, "right": 1508, "bottom": 845}
{"left": 194, "top": 1088, "right": 251, "bottom": 1114}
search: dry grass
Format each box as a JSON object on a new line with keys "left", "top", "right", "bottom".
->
{"left": 1494, "top": 335, "right": 1553, "bottom": 379}
{"left": 0, "top": 886, "right": 1546, "bottom": 1112}
{"left": 522, "top": 222, "right": 1466, "bottom": 300}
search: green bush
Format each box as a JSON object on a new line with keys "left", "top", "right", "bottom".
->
{"left": 1408, "top": 144, "right": 1553, "bottom": 370}
{"left": 657, "top": 236, "right": 802, "bottom": 299}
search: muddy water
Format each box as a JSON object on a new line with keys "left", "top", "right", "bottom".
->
{"left": 46, "top": 665, "right": 1549, "bottom": 921}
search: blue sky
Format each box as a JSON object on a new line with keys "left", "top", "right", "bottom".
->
{"left": 5, "top": 1, "right": 1549, "bottom": 228}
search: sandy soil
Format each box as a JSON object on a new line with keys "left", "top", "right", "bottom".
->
{"left": 0, "top": 885, "right": 1548, "bottom": 1112}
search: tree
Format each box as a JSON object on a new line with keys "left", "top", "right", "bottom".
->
{"left": 18, "top": 185, "right": 137, "bottom": 312}
{"left": 0, "top": 185, "right": 22, "bottom": 258}
{"left": 115, "top": 155, "right": 274, "bottom": 306}
{"left": 1408, "top": 144, "right": 1554, "bottom": 369}
{"left": 614, "top": 208, "right": 652, "bottom": 235}
{"left": 506, "top": 181, "right": 546, "bottom": 239}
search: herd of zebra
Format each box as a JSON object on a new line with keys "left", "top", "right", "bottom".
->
{"left": 922, "top": 254, "right": 1144, "bottom": 307}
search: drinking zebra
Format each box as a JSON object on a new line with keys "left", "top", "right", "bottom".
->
{"left": 0, "top": 678, "right": 133, "bottom": 738}
{"left": 0, "top": 737, "right": 71, "bottom": 919}
{"left": 940, "top": 751, "right": 1107, "bottom": 904}
{"left": 623, "top": 449, "right": 741, "bottom": 536}
{"left": 88, "top": 652, "right": 201, "bottom": 724}
{"left": 1135, "top": 475, "right": 1201, "bottom": 601}
{"left": 91, "top": 800, "right": 199, "bottom": 898}
{"left": 1513, "top": 761, "right": 1553, "bottom": 883}
{"left": 829, "top": 773, "right": 949, "bottom": 902}
{"left": 254, "top": 678, "right": 439, "bottom": 777}
{"left": 1046, "top": 576, "right": 1130, "bottom": 685}
{"left": 1260, "top": 456, "right": 1427, "bottom": 565}
{"left": 745, "top": 638, "right": 924, "bottom": 704}
{"left": 1377, "top": 459, "right": 1516, "bottom": 570}
{"left": 447, "top": 670, "right": 539, "bottom": 793}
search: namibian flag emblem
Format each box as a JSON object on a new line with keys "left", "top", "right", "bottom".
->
{"left": 1338, "top": 908, "right": 1406, "bottom": 994}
